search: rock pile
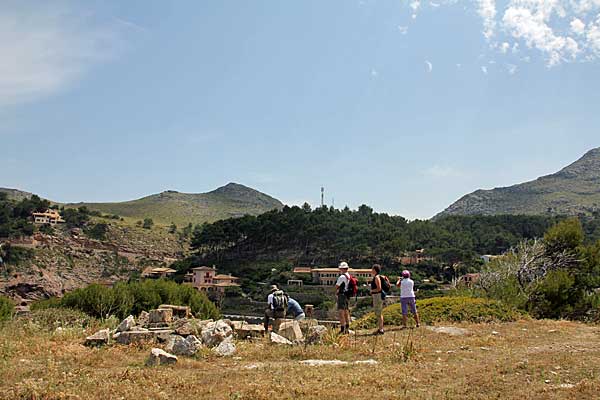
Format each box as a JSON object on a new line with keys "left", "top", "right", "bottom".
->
{"left": 84, "top": 308, "right": 332, "bottom": 367}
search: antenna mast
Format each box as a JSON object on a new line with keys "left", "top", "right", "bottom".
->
{"left": 321, "top": 187, "right": 324, "bottom": 208}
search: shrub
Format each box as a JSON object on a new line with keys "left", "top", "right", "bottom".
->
{"left": 352, "top": 296, "right": 523, "bottom": 329}
{"left": 0, "top": 296, "right": 14, "bottom": 322}
{"left": 142, "top": 218, "right": 154, "bottom": 229}
{"left": 24, "top": 308, "right": 95, "bottom": 330}
{"left": 36, "top": 280, "right": 220, "bottom": 320}
{"left": 86, "top": 223, "right": 108, "bottom": 241}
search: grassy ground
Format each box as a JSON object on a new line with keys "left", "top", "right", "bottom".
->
{"left": 1, "top": 319, "right": 599, "bottom": 399}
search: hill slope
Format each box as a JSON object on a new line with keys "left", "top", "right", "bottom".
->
{"left": 67, "top": 183, "right": 284, "bottom": 226}
{"left": 0, "top": 188, "right": 36, "bottom": 202}
{"left": 436, "top": 147, "right": 600, "bottom": 218}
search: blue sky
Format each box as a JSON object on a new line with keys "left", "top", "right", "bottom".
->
{"left": 1, "top": 0, "right": 599, "bottom": 219}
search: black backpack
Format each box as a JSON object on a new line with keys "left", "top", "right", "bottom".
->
{"left": 379, "top": 275, "right": 391, "bottom": 294}
{"left": 272, "top": 290, "right": 289, "bottom": 312}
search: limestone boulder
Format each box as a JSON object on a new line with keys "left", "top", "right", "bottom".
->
{"left": 233, "top": 323, "right": 265, "bottom": 340}
{"left": 84, "top": 328, "right": 110, "bottom": 347}
{"left": 137, "top": 311, "right": 150, "bottom": 327}
{"left": 201, "top": 319, "right": 233, "bottom": 347}
{"left": 149, "top": 308, "right": 173, "bottom": 325}
{"left": 306, "top": 325, "right": 328, "bottom": 345}
{"left": 171, "top": 335, "right": 203, "bottom": 356}
{"left": 213, "top": 337, "right": 236, "bottom": 357}
{"left": 116, "top": 315, "right": 135, "bottom": 333}
{"left": 269, "top": 332, "right": 293, "bottom": 345}
{"left": 173, "top": 319, "right": 194, "bottom": 336}
{"left": 277, "top": 320, "right": 304, "bottom": 343}
{"left": 146, "top": 348, "right": 178, "bottom": 367}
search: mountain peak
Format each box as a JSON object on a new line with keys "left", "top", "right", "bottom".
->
{"left": 436, "top": 146, "right": 600, "bottom": 218}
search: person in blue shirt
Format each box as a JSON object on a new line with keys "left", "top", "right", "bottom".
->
{"left": 287, "top": 297, "right": 305, "bottom": 320}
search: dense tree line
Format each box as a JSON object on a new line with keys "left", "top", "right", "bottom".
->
{"left": 190, "top": 204, "right": 566, "bottom": 264}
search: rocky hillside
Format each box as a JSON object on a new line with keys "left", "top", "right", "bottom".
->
{"left": 67, "top": 183, "right": 284, "bottom": 226}
{"left": 0, "top": 188, "right": 36, "bottom": 202}
{"left": 0, "top": 221, "right": 188, "bottom": 305}
{"left": 436, "top": 147, "right": 600, "bottom": 218}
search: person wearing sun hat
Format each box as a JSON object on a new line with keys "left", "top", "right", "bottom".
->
{"left": 264, "top": 284, "right": 288, "bottom": 333}
{"left": 335, "top": 261, "right": 351, "bottom": 334}
{"left": 396, "top": 270, "right": 420, "bottom": 328}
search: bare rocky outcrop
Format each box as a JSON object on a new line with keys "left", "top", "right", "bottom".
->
{"left": 213, "top": 337, "right": 236, "bottom": 357}
{"left": 170, "top": 335, "right": 203, "bottom": 356}
{"left": 116, "top": 315, "right": 136, "bottom": 333}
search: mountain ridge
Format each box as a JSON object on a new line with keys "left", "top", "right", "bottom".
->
{"left": 0, "top": 183, "right": 284, "bottom": 226}
{"left": 436, "top": 147, "right": 600, "bottom": 218}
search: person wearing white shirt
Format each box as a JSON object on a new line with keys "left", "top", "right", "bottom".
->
{"left": 396, "top": 270, "right": 420, "bottom": 328}
{"left": 335, "top": 262, "right": 351, "bottom": 334}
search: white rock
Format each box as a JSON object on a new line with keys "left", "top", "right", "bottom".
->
{"left": 146, "top": 348, "right": 178, "bottom": 367}
{"left": 84, "top": 328, "right": 110, "bottom": 346}
{"left": 116, "top": 315, "right": 136, "bottom": 333}
{"left": 300, "top": 359, "right": 348, "bottom": 366}
{"left": 269, "top": 332, "right": 293, "bottom": 345}
{"left": 213, "top": 337, "right": 236, "bottom": 357}
{"left": 172, "top": 335, "right": 203, "bottom": 356}
{"left": 277, "top": 320, "right": 304, "bottom": 343}
{"left": 201, "top": 319, "right": 233, "bottom": 347}
{"left": 426, "top": 326, "right": 469, "bottom": 336}
{"left": 354, "top": 359, "right": 378, "bottom": 365}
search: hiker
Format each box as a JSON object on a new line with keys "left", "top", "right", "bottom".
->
{"left": 335, "top": 261, "right": 352, "bottom": 334}
{"left": 287, "top": 297, "right": 306, "bottom": 321}
{"left": 396, "top": 270, "right": 420, "bottom": 328}
{"left": 264, "top": 285, "right": 288, "bottom": 332}
{"left": 370, "top": 264, "right": 390, "bottom": 335}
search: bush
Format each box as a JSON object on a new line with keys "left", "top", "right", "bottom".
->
{"left": 37, "top": 280, "right": 220, "bottom": 320}
{"left": 0, "top": 296, "right": 14, "bottom": 322}
{"left": 24, "top": 308, "right": 95, "bottom": 330}
{"left": 142, "top": 218, "right": 154, "bottom": 229}
{"left": 86, "top": 223, "right": 109, "bottom": 241}
{"left": 352, "top": 296, "right": 523, "bottom": 329}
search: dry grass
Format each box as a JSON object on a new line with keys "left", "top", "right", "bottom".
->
{"left": 1, "top": 319, "right": 600, "bottom": 399}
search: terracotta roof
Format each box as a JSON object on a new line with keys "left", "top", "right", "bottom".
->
{"left": 191, "top": 266, "right": 215, "bottom": 271}
{"left": 311, "top": 268, "right": 372, "bottom": 273}
{"left": 214, "top": 274, "right": 239, "bottom": 280}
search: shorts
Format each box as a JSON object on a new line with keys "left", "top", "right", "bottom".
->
{"left": 372, "top": 294, "right": 383, "bottom": 317}
{"left": 337, "top": 294, "right": 349, "bottom": 310}
{"left": 401, "top": 297, "right": 417, "bottom": 315}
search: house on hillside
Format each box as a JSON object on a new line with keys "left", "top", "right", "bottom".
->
{"left": 190, "top": 266, "right": 240, "bottom": 293}
{"left": 459, "top": 273, "right": 480, "bottom": 288}
{"left": 400, "top": 249, "right": 432, "bottom": 265}
{"left": 293, "top": 266, "right": 372, "bottom": 286}
{"left": 32, "top": 210, "right": 65, "bottom": 225}
{"left": 142, "top": 267, "right": 176, "bottom": 279}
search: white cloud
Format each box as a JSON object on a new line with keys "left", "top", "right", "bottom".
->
{"left": 410, "top": 0, "right": 421, "bottom": 18}
{"left": 502, "top": 4, "right": 579, "bottom": 66}
{"left": 588, "top": 16, "right": 600, "bottom": 54}
{"left": 507, "top": 63, "right": 518, "bottom": 74}
{"left": 0, "top": 3, "right": 129, "bottom": 107}
{"left": 397, "top": 25, "right": 409, "bottom": 34}
{"left": 477, "top": 0, "right": 497, "bottom": 39}
{"left": 425, "top": 60, "right": 433, "bottom": 72}
{"left": 500, "top": 41, "right": 511, "bottom": 53}
{"left": 371, "top": 68, "right": 378, "bottom": 77}
{"left": 571, "top": 18, "right": 586, "bottom": 35}
{"left": 481, "top": 65, "right": 489, "bottom": 74}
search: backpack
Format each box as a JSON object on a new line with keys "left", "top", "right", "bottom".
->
{"left": 272, "top": 290, "right": 289, "bottom": 312}
{"left": 379, "top": 275, "right": 391, "bottom": 294}
{"left": 344, "top": 273, "right": 358, "bottom": 299}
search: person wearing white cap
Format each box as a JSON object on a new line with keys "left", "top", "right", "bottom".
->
{"left": 335, "top": 261, "right": 351, "bottom": 334}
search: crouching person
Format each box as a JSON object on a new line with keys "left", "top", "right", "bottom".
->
{"left": 287, "top": 297, "right": 306, "bottom": 321}
{"left": 264, "top": 285, "right": 288, "bottom": 333}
